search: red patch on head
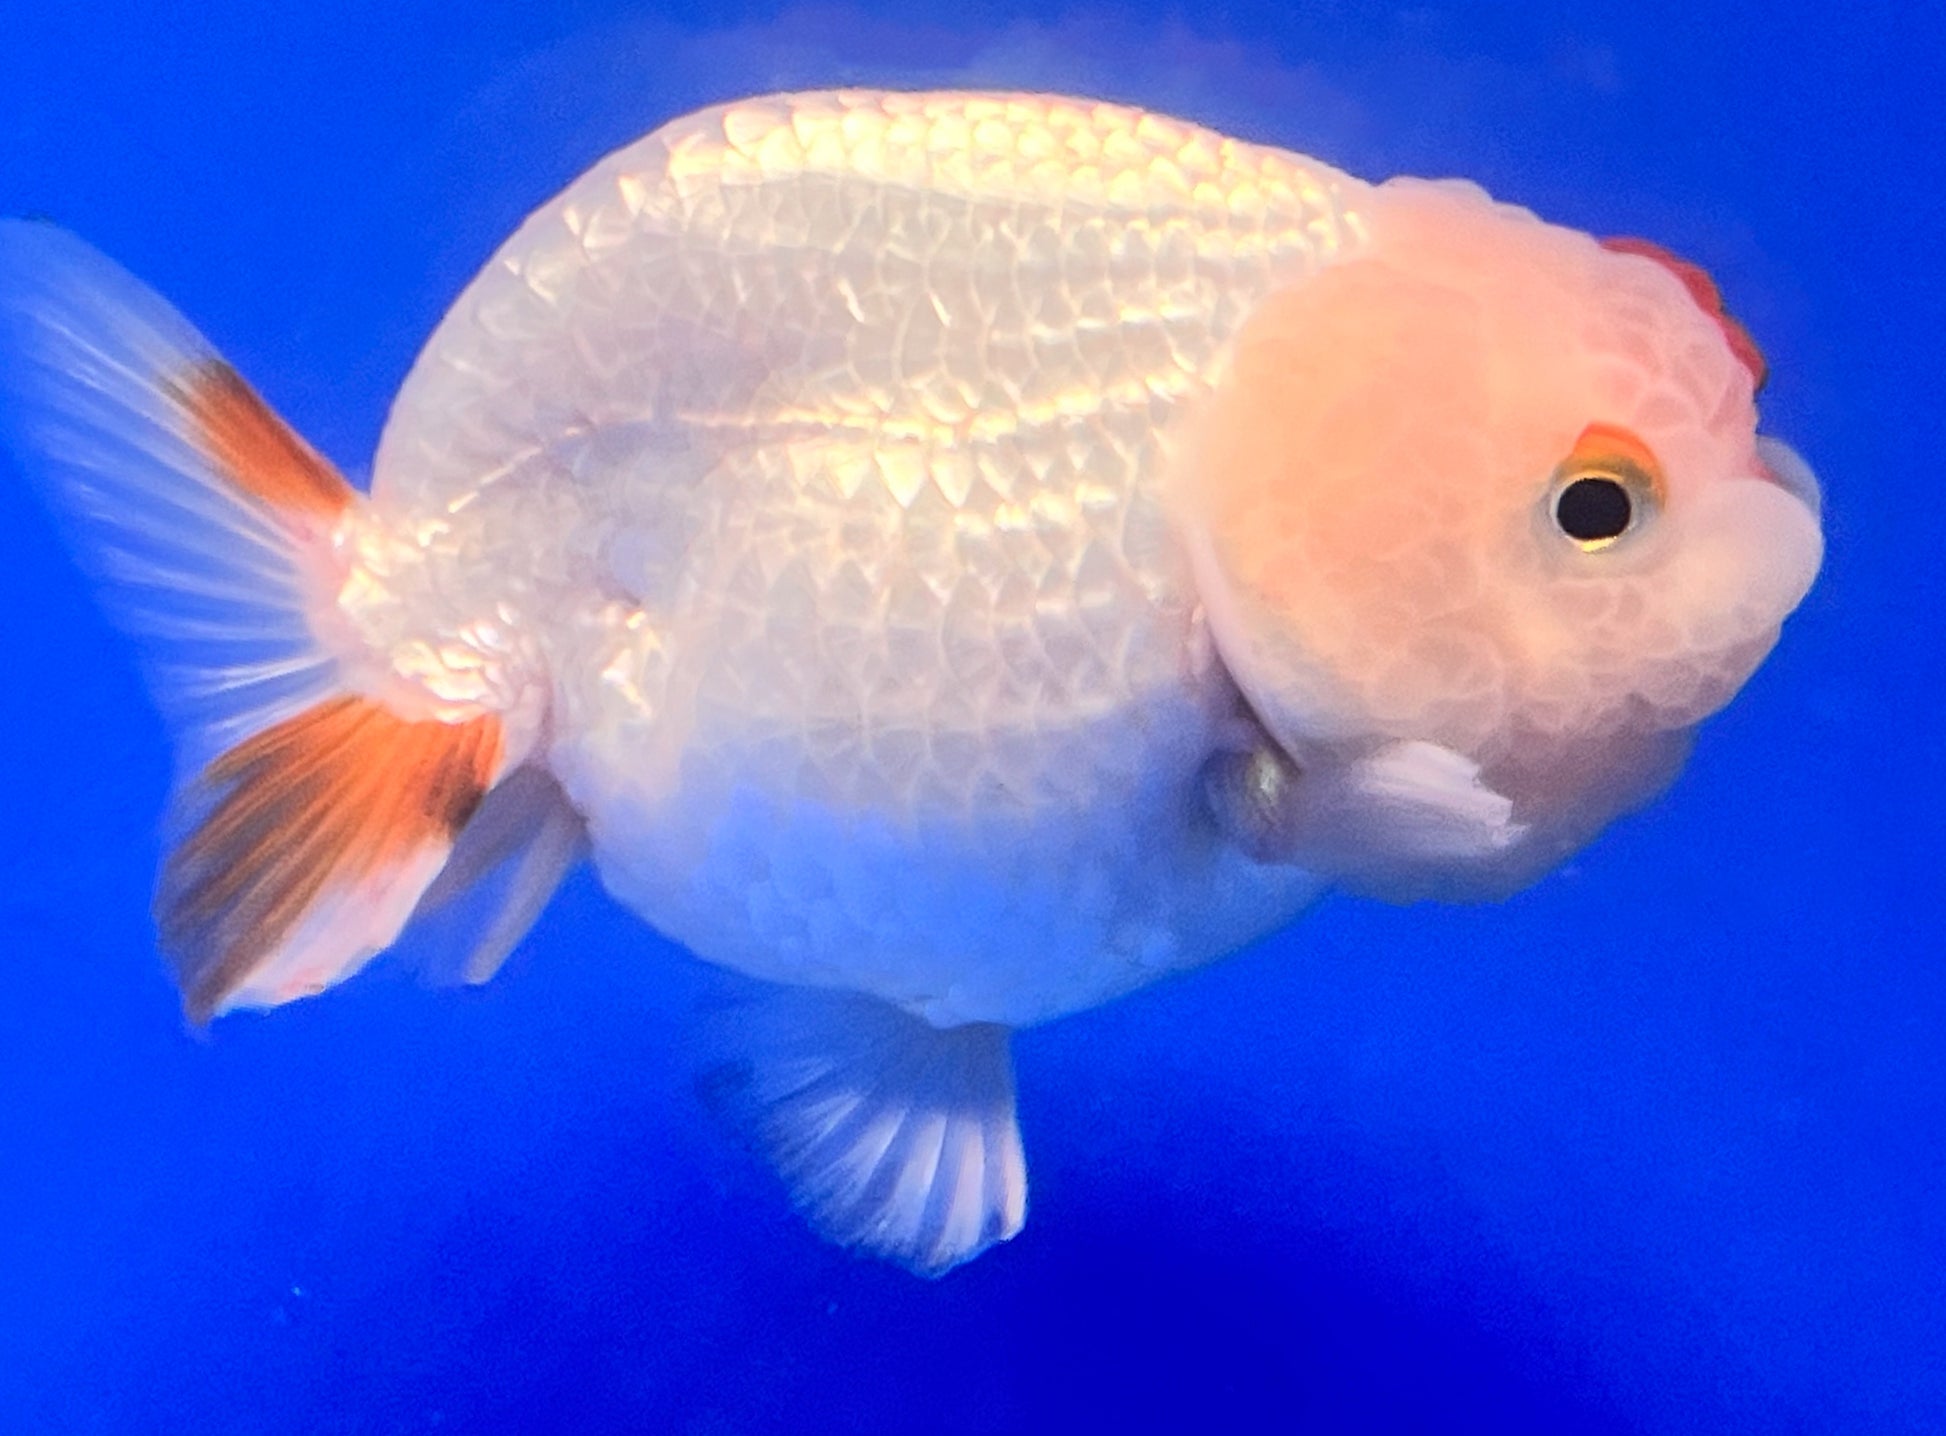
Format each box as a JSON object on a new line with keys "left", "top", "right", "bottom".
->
{"left": 1600, "top": 236, "right": 1768, "bottom": 392}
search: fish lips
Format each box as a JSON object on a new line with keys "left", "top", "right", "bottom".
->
{"left": 1756, "top": 434, "right": 1822, "bottom": 521}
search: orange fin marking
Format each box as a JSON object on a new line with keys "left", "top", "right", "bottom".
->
{"left": 170, "top": 360, "right": 354, "bottom": 517}
{"left": 1599, "top": 235, "right": 1769, "bottom": 392}
{"left": 159, "top": 696, "right": 503, "bottom": 1021}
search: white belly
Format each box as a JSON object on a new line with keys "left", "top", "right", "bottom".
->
{"left": 562, "top": 594, "right": 1321, "bottom": 1027}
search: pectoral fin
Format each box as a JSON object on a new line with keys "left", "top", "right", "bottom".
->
{"left": 1329, "top": 740, "right": 1527, "bottom": 863}
{"left": 1205, "top": 735, "right": 1527, "bottom": 895}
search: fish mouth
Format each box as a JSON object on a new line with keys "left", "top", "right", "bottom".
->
{"left": 1756, "top": 435, "right": 1823, "bottom": 521}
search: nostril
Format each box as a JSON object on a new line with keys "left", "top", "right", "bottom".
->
{"left": 1755, "top": 435, "right": 1823, "bottom": 521}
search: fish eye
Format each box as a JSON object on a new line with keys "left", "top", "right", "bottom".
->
{"left": 1548, "top": 425, "right": 1664, "bottom": 553}
{"left": 1555, "top": 475, "right": 1635, "bottom": 546}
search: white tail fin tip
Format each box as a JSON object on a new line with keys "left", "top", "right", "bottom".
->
{"left": 0, "top": 220, "right": 354, "bottom": 779}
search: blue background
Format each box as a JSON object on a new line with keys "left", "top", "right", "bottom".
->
{"left": 1, "top": 3, "right": 1940, "bottom": 1431}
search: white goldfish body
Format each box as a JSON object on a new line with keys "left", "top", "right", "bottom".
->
{"left": 0, "top": 90, "right": 1822, "bottom": 1275}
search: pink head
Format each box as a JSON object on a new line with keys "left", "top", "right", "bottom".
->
{"left": 1181, "top": 178, "right": 1823, "bottom": 887}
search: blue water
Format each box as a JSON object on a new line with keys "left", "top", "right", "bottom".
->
{"left": 1, "top": 4, "right": 1939, "bottom": 1432}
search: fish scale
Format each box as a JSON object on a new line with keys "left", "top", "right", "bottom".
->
{"left": 359, "top": 92, "right": 1357, "bottom": 1023}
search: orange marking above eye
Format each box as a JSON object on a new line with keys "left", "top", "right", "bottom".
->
{"left": 169, "top": 360, "right": 353, "bottom": 518}
{"left": 1568, "top": 422, "right": 1662, "bottom": 483}
{"left": 1600, "top": 236, "right": 1769, "bottom": 392}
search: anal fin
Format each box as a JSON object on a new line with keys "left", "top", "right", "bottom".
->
{"left": 408, "top": 765, "right": 585, "bottom": 987}
{"left": 703, "top": 986, "right": 1027, "bottom": 1277}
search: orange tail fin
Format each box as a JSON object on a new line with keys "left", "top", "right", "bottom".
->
{"left": 0, "top": 220, "right": 566, "bottom": 1019}
{"left": 162, "top": 698, "right": 504, "bottom": 1020}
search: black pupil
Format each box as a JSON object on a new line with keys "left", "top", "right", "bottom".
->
{"left": 1556, "top": 477, "right": 1633, "bottom": 543}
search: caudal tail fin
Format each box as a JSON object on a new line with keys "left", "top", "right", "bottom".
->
{"left": 0, "top": 220, "right": 568, "bottom": 1020}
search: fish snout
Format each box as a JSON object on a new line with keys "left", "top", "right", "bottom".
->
{"left": 1755, "top": 435, "right": 1823, "bottom": 521}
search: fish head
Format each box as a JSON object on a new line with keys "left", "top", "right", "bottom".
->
{"left": 1181, "top": 176, "right": 1823, "bottom": 876}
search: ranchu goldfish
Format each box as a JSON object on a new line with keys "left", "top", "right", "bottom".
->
{"left": 0, "top": 91, "right": 1822, "bottom": 1275}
